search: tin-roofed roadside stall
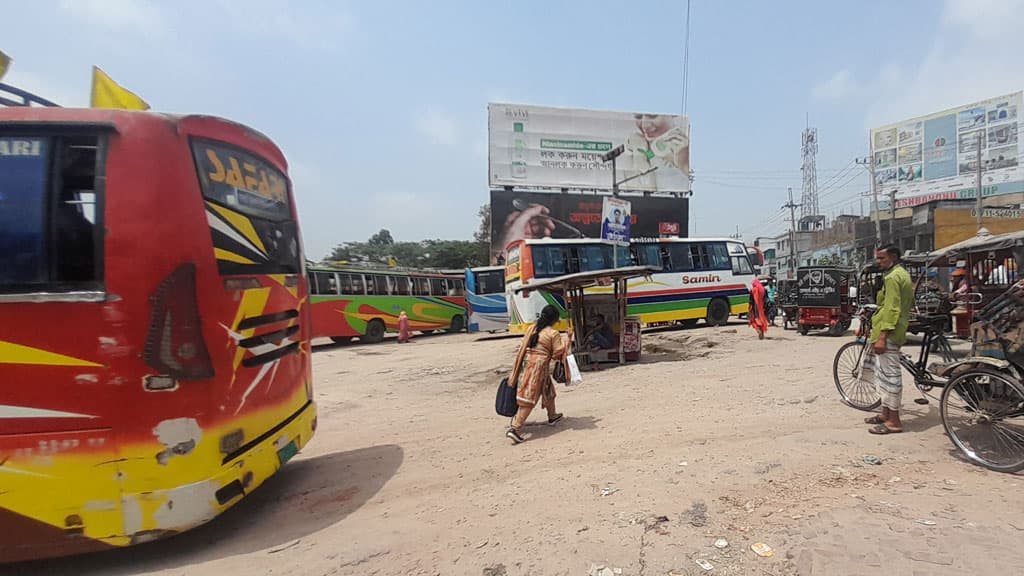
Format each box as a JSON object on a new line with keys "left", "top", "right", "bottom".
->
{"left": 927, "top": 229, "right": 1024, "bottom": 338}
{"left": 511, "top": 266, "right": 660, "bottom": 367}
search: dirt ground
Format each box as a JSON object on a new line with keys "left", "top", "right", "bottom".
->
{"left": 9, "top": 321, "right": 1024, "bottom": 576}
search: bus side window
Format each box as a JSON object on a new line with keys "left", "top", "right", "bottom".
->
{"left": 448, "top": 278, "right": 464, "bottom": 296}
{"left": 707, "top": 243, "right": 731, "bottom": 270}
{"left": 430, "top": 278, "right": 446, "bottom": 296}
{"left": 689, "top": 244, "right": 707, "bottom": 270}
{"left": 533, "top": 247, "right": 550, "bottom": 277}
{"left": 56, "top": 136, "right": 100, "bottom": 283}
{"left": 393, "top": 276, "right": 411, "bottom": 296}
{"left": 306, "top": 272, "right": 318, "bottom": 294}
{"left": 314, "top": 272, "right": 336, "bottom": 295}
{"left": 669, "top": 245, "right": 694, "bottom": 272}
{"left": 339, "top": 273, "right": 363, "bottom": 295}
{"left": 414, "top": 277, "right": 430, "bottom": 296}
{"left": 372, "top": 275, "right": 389, "bottom": 295}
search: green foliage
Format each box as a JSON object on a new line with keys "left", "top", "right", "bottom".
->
{"left": 325, "top": 214, "right": 491, "bottom": 269}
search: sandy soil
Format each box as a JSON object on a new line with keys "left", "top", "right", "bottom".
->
{"left": 8, "top": 322, "right": 1024, "bottom": 576}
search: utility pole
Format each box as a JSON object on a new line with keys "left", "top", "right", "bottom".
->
{"left": 976, "top": 131, "right": 984, "bottom": 231}
{"left": 889, "top": 188, "right": 896, "bottom": 244}
{"left": 856, "top": 156, "right": 881, "bottom": 247}
{"left": 783, "top": 186, "right": 801, "bottom": 277}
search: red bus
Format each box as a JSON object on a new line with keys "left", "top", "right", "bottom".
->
{"left": 0, "top": 108, "right": 316, "bottom": 561}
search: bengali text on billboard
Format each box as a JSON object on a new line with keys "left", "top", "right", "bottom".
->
{"left": 489, "top": 103, "right": 691, "bottom": 193}
{"left": 489, "top": 189, "right": 688, "bottom": 263}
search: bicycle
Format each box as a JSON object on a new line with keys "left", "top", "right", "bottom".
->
{"left": 832, "top": 303, "right": 1024, "bottom": 473}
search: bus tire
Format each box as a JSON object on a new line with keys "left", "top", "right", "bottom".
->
{"left": 330, "top": 336, "right": 353, "bottom": 344}
{"left": 679, "top": 319, "right": 699, "bottom": 329}
{"left": 363, "top": 319, "right": 386, "bottom": 344}
{"left": 448, "top": 315, "right": 465, "bottom": 333}
{"left": 706, "top": 298, "right": 730, "bottom": 326}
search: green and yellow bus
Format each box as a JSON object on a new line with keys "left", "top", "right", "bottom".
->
{"left": 307, "top": 265, "right": 467, "bottom": 343}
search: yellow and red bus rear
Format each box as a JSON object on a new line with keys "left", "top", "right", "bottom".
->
{"left": 0, "top": 109, "right": 316, "bottom": 562}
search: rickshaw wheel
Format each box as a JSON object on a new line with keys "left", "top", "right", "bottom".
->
{"left": 832, "top": 341, "right": 881, "bottom": 411}
{"left": 940, "top": 367, "right": 1024, "bottom": 473}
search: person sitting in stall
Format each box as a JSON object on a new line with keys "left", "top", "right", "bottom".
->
{"left": 586, "top": 313, "right": 616, "bottom": 350}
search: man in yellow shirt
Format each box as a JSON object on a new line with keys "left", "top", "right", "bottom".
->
{"left": 865, "top": 244, "right": 915, "bottom": 434}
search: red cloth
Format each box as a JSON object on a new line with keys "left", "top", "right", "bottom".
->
{"left": 749, "top": 280, "right": 769, "bottom": 335}
{"left": 398, "top": 314, "right": 411, "bottom": 343}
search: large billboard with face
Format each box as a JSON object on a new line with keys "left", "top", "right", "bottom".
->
{"left": 489, "top": 189, "right": 688, "bottom": 263}
{"left": 871, "top": 92, "right": 1023, "bottom": 209}
{"left": 488, "top": 103, "right": 691, "bottom": 193}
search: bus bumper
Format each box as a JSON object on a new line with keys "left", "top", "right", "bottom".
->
{"left": 120, "top": 400, "right": 319, "bottom": 545}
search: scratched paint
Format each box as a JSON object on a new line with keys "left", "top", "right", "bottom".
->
{"left": 152, "top": 480, "right": 219, "bottom": 530}
{"left": 152, "top": 418, "right": 202, "bottom": 465}
{"left": 75, "top": 374, "right": 100, "bottom": 385}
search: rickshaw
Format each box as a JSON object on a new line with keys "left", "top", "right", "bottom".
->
{"left": 928, "top": 229, "right": 1024, "bottom": 338}
{"left": 796, "top": 266, "right": 857, "bottom": 336}
{"left": 776, "top": 278, "right": 799, "bottom": 329}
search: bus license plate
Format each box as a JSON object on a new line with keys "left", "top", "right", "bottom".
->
{"left": 277, "top": 440, "right": 298, "bottom": 465}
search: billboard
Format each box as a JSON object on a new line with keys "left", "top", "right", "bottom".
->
{"left": 489, "top": 190, "right": 688, "bottom": 263}
{"left": 488, "top": 103, "right": 691, "bottom": 193}
{"left": 870, "top": 92, "right": 1023, "bottom": 207}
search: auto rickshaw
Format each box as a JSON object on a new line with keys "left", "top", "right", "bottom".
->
{"left": 776, "top": 278, "right": 798, "bottom": 329}
{"left": 796, "top": 266, "right": 857, "bottom": 336}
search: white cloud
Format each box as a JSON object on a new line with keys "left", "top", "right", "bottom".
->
{"left": 414, "top": 109, "right": 459, "bottom": 146}
{"left": 58, "top": 0, "right": 166, "bottom": 37}
{"left": 812, "top": 69, "right": 852, "bottom": 101}
{"left": 860, "top": 0, "right": 1024, "bottom": 128}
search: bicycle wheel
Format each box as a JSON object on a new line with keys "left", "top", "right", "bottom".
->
{"left": 833, "top": 341, "right": 881, "bottom": 411}
{"left": 940, "top": 367, "right": 1024, "bottom": 473}
{"left": 930, "top": 334, "right": 956, "bottom": 364}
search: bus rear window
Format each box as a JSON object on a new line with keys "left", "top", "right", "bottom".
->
{"left": 191, "top": 140, "right": 290, "bottom": 221}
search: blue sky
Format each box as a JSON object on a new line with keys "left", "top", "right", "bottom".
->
{"left": 4, "top": 0, "right": 1023, "bottom": 258}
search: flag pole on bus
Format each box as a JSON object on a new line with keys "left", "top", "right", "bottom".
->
{"left": 90, "top": 66, "right": 150, "bottom": 110}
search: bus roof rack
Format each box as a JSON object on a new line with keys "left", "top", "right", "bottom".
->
{"left": 0, "top": 83, "right": 61, "bottom": 108}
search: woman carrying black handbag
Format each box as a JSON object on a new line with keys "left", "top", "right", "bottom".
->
{"left": 500, "top": 304, "right": 572, "bottom": 445}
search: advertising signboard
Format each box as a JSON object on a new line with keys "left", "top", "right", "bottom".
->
{"left": 489, "top": 103, "right": 691, "bottom": 193}
{"left": 870, "top": 92, "right": 1023, "bottom": 206}
{"left": 489, "top": 189, "right": 688, "bottom": 263}
{"left": 600, "top": 197, "right": 631, "bottom": 244}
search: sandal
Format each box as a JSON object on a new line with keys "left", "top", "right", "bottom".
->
{"left": 868, "top": 424, "right": 903, "bottom": 435}
{"left": 547, "top": 413, "right": 564, "bottom": 425}
{"left": 506, "top": 428, "right": 525, "bottom": 444}
{"left": 864, "top": 415, "right": 885, "bottom": 425}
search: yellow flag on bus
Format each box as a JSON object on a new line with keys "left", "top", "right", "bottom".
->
{"left": 0, "top": 50, "right": 11, "bottom": 81}
{"left": 90, "top": 66, "right": 149, "bottom": 110}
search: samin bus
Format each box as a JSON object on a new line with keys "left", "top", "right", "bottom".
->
{"left": 307, "top": 265, "right": 467, "bottom": 343}
{"left": 464, "top": 265, "right": 509, "bottom": 333}
{"left": 505, "top": 237, "right": 755, "bottom": 332}
{"left": 0, "top": 108, "right": 316, "bottom": 561}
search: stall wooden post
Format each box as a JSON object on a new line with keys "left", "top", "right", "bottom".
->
{"left": 616, "top": 279, "right": 625, "bottom": 365}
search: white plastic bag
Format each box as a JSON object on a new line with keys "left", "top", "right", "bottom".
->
{"left": 566, "top": 354, "right": 583, "bottom": 385}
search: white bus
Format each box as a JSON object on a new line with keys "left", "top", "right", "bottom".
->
{"left": 505, "top": 237, "right": 755, "bottom": 332}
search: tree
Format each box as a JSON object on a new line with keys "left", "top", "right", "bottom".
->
{"left": 368, "top": 229, "right": 394, "bottom": 246}
{"left": 473, "top": 203, "right": 492, "bottom": 264}
{"left": 324, "top": 228, "right": 489, "bottom": 269}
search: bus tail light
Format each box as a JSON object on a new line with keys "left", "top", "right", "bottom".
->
{"left": 144, "top": 263, "right": 215, "bottom": 380}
